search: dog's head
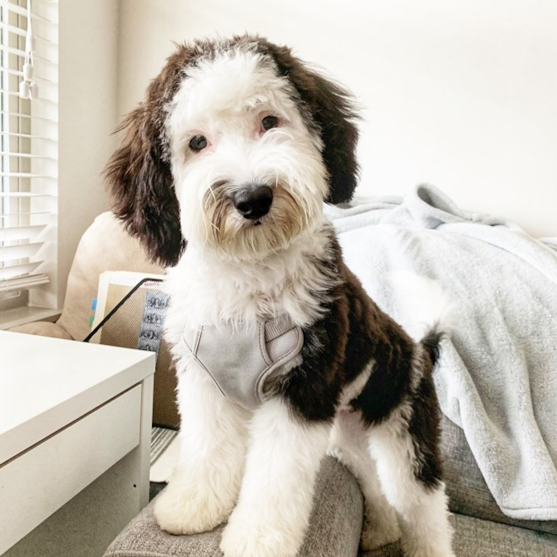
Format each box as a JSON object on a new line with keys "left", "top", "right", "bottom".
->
{"left": 106, "top": 35, "right": 359, "bottom": 265}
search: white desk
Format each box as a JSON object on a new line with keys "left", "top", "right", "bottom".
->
{"left": 0, "top": 331, "right": 156, "bottom": 557}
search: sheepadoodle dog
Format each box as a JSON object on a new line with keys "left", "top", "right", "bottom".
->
{"left": 106, "top": 35, "right": 455, "bottom": 557}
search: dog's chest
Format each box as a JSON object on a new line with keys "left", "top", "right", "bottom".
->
{"left": 165, "top": 243, "right": 331, "bottom": 333}
{"left": 163, "top": 236, "right": 334, "bottom": 406}
{"left": 181, "top": 314, "right": 304, "bottom": 409}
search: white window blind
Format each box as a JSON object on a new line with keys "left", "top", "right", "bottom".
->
{"left": 0, "top": 0, "right": 57, "bottom": 299}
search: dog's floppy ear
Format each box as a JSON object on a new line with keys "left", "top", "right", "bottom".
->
{"left": 105, "top": 106, "right": 184, "bottom": 267}
{"left": 105, "top": 49, "right": 190, "bottom": 267}
{"left": 255, "top": 38, "right": 360, "bottom": 204}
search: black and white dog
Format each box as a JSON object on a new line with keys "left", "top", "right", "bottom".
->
{"left": 106, "top": 35, "right": 455, "bottom": 557}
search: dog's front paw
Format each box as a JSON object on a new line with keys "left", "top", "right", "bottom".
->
{"left": 154, "top": 479, "right": 232, "bottom": 535}
{"left": 360, "top": 507, "right": 401, "bottom": 551}
{"left": 220, "top": 510, "right": 303, "bottom": 557}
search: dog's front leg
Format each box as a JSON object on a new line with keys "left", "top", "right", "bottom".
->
{"left": 220, "top": 398, "right": 329, "bottom": 557}
{"left": 154, "top": 363, "right": 250, "bottom": 534}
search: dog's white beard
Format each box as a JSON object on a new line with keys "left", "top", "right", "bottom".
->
{"left": 202, "top": 184, "right": 319, "bottom": 261}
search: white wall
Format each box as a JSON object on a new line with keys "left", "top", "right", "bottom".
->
{"left": 119, "top": 0, "right": 557, "bottom": 237}
{"left": 56, "top": 0, "right": 119, "bottom": 306}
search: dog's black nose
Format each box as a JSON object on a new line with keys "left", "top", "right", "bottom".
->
{"left": 233, "top": 185, "right": 273, "bottom": 220}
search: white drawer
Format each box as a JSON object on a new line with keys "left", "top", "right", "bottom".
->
{"left": 0, "top": 385, "right": 141, "bottom": 554}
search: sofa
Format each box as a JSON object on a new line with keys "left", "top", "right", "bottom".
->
{"left": 12, "top": 212, "right": 557, "bottom": 556}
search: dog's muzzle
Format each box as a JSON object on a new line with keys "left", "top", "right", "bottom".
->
{"left": 233, "top": 184, "right": 273, "bottom": 220}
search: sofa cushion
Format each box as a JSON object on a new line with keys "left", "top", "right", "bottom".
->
{"left": 104, "top": 456, "right": 363, "bottom": 557}
{"left": 440, "top": 414, "right": 557, "bottom": 536}
{"left": 361, "top": 513, "right": 557, "bottom": 556}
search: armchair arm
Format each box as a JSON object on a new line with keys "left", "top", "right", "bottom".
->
{"left": 10, "top": 321, "right": 73, "bottom": 340}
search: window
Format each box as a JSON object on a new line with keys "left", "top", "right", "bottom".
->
{"left": 0, "top": 0, "right": 57, "bottom": 315}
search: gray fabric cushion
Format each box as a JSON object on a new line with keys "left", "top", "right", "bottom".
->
{"left": 440, "top": 415, "right": 557, "bottom": 536}
{"left": 104, "top": 456, "right": 363, "bottom": 557}
{"left": 361, "top": 513, "right": 557, "bottom": 557}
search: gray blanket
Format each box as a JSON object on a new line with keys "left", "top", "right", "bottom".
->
{"left": 326, "top": 184, "right": 557, "bottom": 521}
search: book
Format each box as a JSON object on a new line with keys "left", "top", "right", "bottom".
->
{"left": 89, "top": 270, "right": 179, "bottom": 429}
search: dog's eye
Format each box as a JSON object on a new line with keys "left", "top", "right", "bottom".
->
{"left": 189, "top": 135, "right": 208, "bottom": 152}
{"left": 261, "top": 115, "right": 279, "bottom": 132}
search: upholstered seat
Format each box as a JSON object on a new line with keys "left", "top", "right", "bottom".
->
{"left": 12, "top": 211, "right": 557, "bottom": 557}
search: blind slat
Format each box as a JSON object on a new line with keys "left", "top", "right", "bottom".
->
{"left": 0, "top": 88, "right": 58, "bottom": 104}
{"left": 0, "top": 272, "right": 50, "bottom": 292}
{"left": 0, "top": 261, "right": 42, "bottom": 281}
{"left": 0, "top": 211, "right": 50, "bottom": 219}
{"left": 1, "top": 112, "right": 57, "bottom": 124}
{"left": 0, "top": 44, "right": 58, "bottom": 66}
{"left": 0, "top": 192, "right": 53, "bottom": 198}
{"left": 0, "top": 225, "right": 46, "bottom": 242}
{"left": 0, "top": 68, "right": 57, "bottom": 84}
{"left": 0, "top": 24, "right": 25, "bottom": 38}
{"left": 1, "top": 2, "right": 56, "bottom": 24}
{"left": 0, "top": 152, "right": 57, "bottom": 160}
{"left": 0, "top": 131, "right": 56, "bottom": 141}
{"left": 0, "top": 242, "right": 43, "bottom": 262}
{"left": 0, "top": 24, "right": 57, "bottom": 44}
{"left": 0, "top": 173, "right": 56, "bottom": 178}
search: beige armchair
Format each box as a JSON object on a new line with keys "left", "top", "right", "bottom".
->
{"left": 12, "top": 212, "right": 162, "bottom": 341}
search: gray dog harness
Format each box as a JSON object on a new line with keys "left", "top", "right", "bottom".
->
{"left": 182, "top": 315, "right": 304, "bottom": 410}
